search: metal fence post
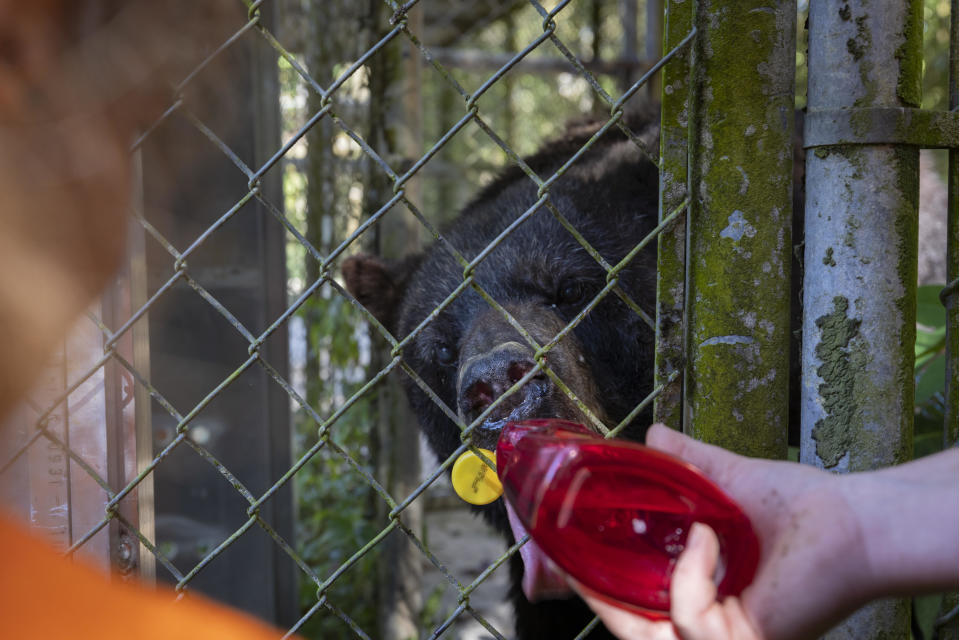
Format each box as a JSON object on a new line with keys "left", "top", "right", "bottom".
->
{"left": 140, "top": 2, "right": 295, "bottom": 622}
{"left": 654, "top": 0, "right": 693, "bottom": 430}
{"left": 948, "top": 0, "right": 959, "bottom": 460}
{"left": 367, "top": 3, "right": 424, "bottom": 638}
{"left": 620, "top": 0, "right": 639, "bottom": 90}
{"left": 683, "top": 0, "right": 795, "bottom": 457}
{"left": 937, "top": 2, "right": 959, "bottom": 636}
{"left": 803, "top": 0, "right": 922, "bottom": 636}
{"left": 646, "top": 0, "right": 664, "bottom": 99}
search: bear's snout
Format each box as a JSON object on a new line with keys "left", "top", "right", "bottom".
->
{"left": 457, "top": 341, "right": 549, "bottom": 426}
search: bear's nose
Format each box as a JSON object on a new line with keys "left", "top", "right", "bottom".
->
{"left": 457, "top": 343, "right": 548, "bottom": 424}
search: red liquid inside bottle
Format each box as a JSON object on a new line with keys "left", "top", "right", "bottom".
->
{"left": 496, "top": 419, "right": 759, "bottom": 616}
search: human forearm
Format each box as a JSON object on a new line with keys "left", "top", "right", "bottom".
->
{"left": 848, "top": 447, "right": 959, "bottom": 597}
{"left": 636, "top": 426, "right": 959, "bottom": 640}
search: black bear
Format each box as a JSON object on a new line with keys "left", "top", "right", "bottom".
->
{"left": 343, "top": 105, "right": 661, "bottom": 639}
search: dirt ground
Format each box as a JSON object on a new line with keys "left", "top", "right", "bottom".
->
{"left": 421, "top": 506, "right": 513, "bottom": 639}
{"left": 419, "top": 434, "right": 513, "bottom": 640}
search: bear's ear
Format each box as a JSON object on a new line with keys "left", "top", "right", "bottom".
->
{"left": 340, "top": 253, "right": 421, "bottom": 333}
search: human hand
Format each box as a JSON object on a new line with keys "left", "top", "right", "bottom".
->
{"left": 576, "top": 424, "right": 871, "bottom": 640}
{"left": 574, "top": 521, "right": 761, "bottom": 640}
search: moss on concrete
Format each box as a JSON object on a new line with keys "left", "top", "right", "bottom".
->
{"left": 846, "top": 15, "right": 870, "bottom": 61}
{"left": 894, "top": 0, "right": 923, "bottom": 107}
{"left": 838, "top": 3, "right": 852, "bottom": 22}
{"left": 889, "top": 145, "right": 919, "bottom": 464}
{"left": 811, "top": 297, "right": 861, "bottom": 467}
{"left": 841, "top": 9, "right": 878, "bottom": 110}
{"left": 810, "top": 147, "right": 917, "bottom": 472}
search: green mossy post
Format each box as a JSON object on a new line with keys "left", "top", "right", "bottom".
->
{"left": 947, "top": 0, "right": 959, "bottom": 468}
{"left": 803, "top": 1, "right": 922, "bottom": 637}
{"left": 654, "top": 0, "right": 693, "bottom": 430}
{"left": 682, "top": 0, "right": 795, "bottom": 458}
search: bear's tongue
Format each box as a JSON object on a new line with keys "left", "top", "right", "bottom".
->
{"left": 504, "top": 500, "right": 574, "bottom": 602}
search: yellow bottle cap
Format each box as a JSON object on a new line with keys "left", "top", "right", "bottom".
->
{"left": 451, "top": 448, "right": 503, "bottom": 505}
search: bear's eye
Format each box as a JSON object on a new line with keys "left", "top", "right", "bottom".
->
{"left": 556, "top": 280, "right": 588, "bottom": 307}
{"left": 435, "top": 344, "right": 457, "bottom": 367}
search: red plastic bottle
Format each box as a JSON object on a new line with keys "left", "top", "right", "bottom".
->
{"left": 495, "top": 419, "right": 759, "bottom": 617}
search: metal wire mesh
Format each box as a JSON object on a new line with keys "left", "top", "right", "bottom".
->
{"left": 4, "top": 0, "right": 959, "bottom": 638}
{"left": 0, "top": 1, "right": 694, "bottom": 637}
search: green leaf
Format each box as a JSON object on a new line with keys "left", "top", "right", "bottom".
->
{"left": 915, "top": 326, "right": 946, "bottom": 362}
{"left": 915, "top": 354, "right": 946, "bottom": 407}
{"left": 916, "top": 284, "right": 947, "bottom": 329}
{"left": 914, "top": 430, "right": 945, "bottom": 458}
{"left": 912, "top": 593, "right": 944, "bottom": 640}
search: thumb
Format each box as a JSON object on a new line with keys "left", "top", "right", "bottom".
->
{"left": 645, "top": 424, "right": 744, "bottom": 486}
{"left": 670, "top": 522, "right": 720, "bottom": 633}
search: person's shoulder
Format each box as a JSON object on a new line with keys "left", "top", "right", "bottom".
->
{"left": 0, "top": 511, "right": 290, "bottom": 640}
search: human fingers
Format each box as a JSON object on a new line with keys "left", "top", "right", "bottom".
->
{"left": 721, "top": 596, "right": 763, "bottom": 640}
{"left": 669, "top": 523, "right": 762, "bottom": 640}
{"left": 645, "top": 424, "right": 747, "bottom": 488}
{"left": 670, "top": 522, "right": 725, "bottom": 639}
{"left": 575, "top": 590, "right": 678, "bottom": 640}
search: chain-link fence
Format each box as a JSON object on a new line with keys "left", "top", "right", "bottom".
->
{"left": 1, "top": 0, "right": 957, "bottom": 638}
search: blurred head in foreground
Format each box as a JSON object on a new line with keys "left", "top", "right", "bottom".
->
{"left": 0, "top": 0, "right": 235, "bottom": 420}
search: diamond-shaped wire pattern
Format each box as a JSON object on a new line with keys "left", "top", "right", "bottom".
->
{"left": 0, "top": 1, "right": 695, "bottom": 638}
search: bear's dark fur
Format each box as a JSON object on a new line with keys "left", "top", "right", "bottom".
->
{"left": 343, "top": 106, "right": 663, "bottom": 639}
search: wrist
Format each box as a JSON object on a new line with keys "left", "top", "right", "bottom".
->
{"left": 811, "top": 472, "right": 876, "bottom": 605}
{"left": 844, "top": 461, "right": 959, "bottom": 597}
{"left": 743, "top": 467, "right": 872, "bottom": 640}
{"left": 836, "top": 472, "right": 887, "bottom": 600}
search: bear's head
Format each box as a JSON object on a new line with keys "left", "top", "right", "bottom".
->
{"left": 342, "top": 115, "right": 660, "bottom": 618}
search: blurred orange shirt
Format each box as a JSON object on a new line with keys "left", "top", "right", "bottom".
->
{"left": 0, "top": 512, "right": 290, "bottom": 639}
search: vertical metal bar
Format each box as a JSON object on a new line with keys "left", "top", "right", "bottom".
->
{"left": 102, "top": 271, "right": 143, "bottom": 580}
{"left": 386, "top": 4, "right": 425, "bottom": 638}
{"left": 654, "top": 0, "right": 693, "bottom": 430}
{"left": 620, "top": 0, "right": 639, "bottom": 90}
{"left": 646, "top": 0, "right": 664, "bottom": 99}
{"left": 26, "top": 343, "right": 72, "bottom": 550}
{"left": 368, "top": 3, "right": 423, "bottom": 638}
{"left": 253, "top": 0, "right": 295, "bottom": 623}
{"left": 803, "top": 0, "right": 921, "bottom": 636}
{"left": 65, "top": 318, "right": 114, "bottom": 568}
{"left": 130, "top": 150, "right": 156, "bottom": 583}
{"left": 937, "top": 2, "right": 959, "bottom": 636}
{"left": 947, "top": 0, "right": 959, "bottom": 452}
{"left": 504, "top": 9, "right": 517, "bottom": 142}
{"left": 591, "top": 0, "right": 603, "bottom": 62}
{"left": 683, "top": 0, "right": 795, "bottom": 458}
